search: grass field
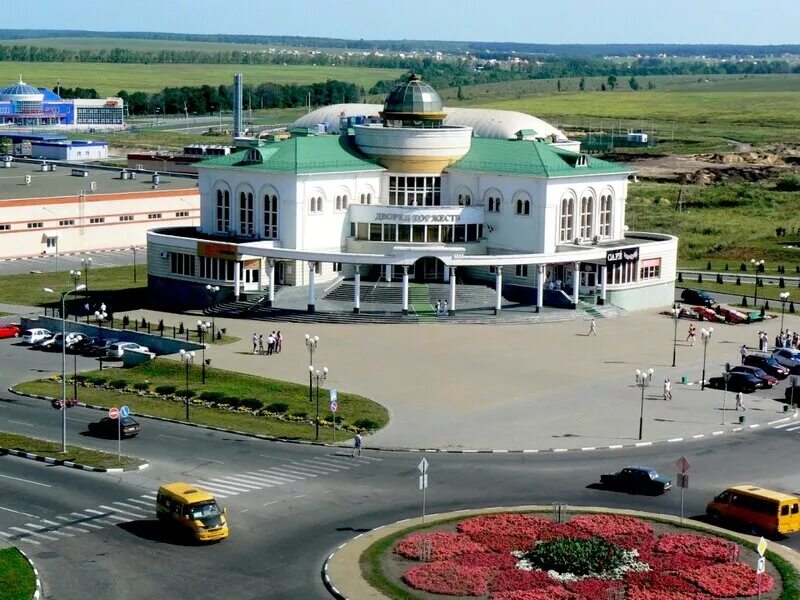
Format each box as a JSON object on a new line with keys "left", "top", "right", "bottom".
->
{"left": 1, "top": 61, "right": 405, "bottom": 95}
{"left": 0, "top": 548, "right": 36, "bottom": 600}
{"left": 1, "top": 36, "right": 288, "bottom": 52}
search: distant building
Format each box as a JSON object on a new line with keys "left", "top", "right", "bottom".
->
{"left": 31, "top": 140, "right": 108, "bottom": 162}
{"left": 0, "top": 78, "right": 124, "bottom": 129}
{"left": 127, "top": 144, "right": 235, "bottom": 175}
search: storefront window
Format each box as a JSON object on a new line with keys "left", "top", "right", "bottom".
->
{"left": 369, "top": 223, "right": 382, "bottom": 241}
{"left": 412, "top": 225, "right": 425, "bottom": 243}
{"left": 398, "top": 224, "right": 411, "bottom": 242}
{"left": 454, "top": 225, "right": 466, "bottom": 243}
{"left": 426, "top": 225, "right": 439, "bottom": 243}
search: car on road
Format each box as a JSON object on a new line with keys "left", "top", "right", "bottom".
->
{"left": 730, "top": 365, "right": 779, "bottom": 388}
{"left": 84, "top": 338, "right": 119, "bottom": 357}
{"left": 105, "top": 342, "right": 149, "bottom": 359}
{"left": 21, "top": 328, "right": 52, "bottom": 345}
{"left": 88, "top": 416, "right": 141, "bottom": 438}
{"left": 772, "top": 348, "right": 800, "bottom": 373}
{"left": 743, "top": 354, "right": 790, "bottom": 379}
{"left": 707, "top": 371, "right": 762, "bottom": 393}
{"left": 157, "top": 482, "right": 229, "bottom": 542}
{"left": 600, "top": 466, "right": 672, "bottom": 495}
{"left": 681, "top": 289, "right": 716, "bottom": 307}
{"left": 0, "top": 323, "right": 21, "bottom": 339}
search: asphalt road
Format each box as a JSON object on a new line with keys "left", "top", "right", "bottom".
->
{"left": 3, "top": 338, "right": 800, "bottom": 599}
{"left": 0, "top": 248, "right": 143, "bottom": 276}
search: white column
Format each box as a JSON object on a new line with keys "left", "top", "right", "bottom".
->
{"left": 448, "top": 266, "right": 456, "bottom": 316}
{"left": 401, "top": 266, "right": 409, "bottom": 315}
{"left": 267, "top": 260, "right": 275, "bottom": 307}
{"left": 353, "top": 265, "right": 361, "bottom": 314}
{"left": 537, "top": 264, "right": 545, "bottom": 313}
{"left": 495, "top": 266, "right": 503, "bottom": 315}
{"left": 386, "top": 265, "right": 393, "bottom": 282}
{"left": 599, "top": 264, "right": 607, "bottom": 305}
{"left": 443, "top": 267, "right": 450, "bottom": 283}
{"left": 572, "top": 261, "right": 580, "bottom": 308}
{"left": 308, "top": 262, "right": 316, "bottom": 313}
{"left": 233, "top": 261, "right": 241, "bottom": 301}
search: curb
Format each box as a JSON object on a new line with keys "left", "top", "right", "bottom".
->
{"left": 16, "top": 547, "right": 42, "bottom": 600}
{"left": 9, "top": 387, "right": 799, "bottom": 455}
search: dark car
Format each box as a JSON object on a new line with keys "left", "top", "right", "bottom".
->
{"left": 70, "top": 336, "right": 101, "bottom": 355}
{"left": 707, "top": 371, "right": 762, "bottom": 393}
{"left": 785, "top": 384, "right": 800, "bottom": 404}
{"left": 600, "top": 466, "right": 672, "bottom": 495}
{"left": 730, "top": 365, "right": 779, "bottom": 388}
{"left": 681, "top": 289, "right": 716, "bottom": 307}
{"left": 88, "top": 416, "right": 140, "bottom": 438}
{"left": 84, "top": 338, "right": 119, "bottom": 357}
{"left": 743, "top": 354, "right": 790, "bottom": 380}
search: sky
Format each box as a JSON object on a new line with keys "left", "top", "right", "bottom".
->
{"left": 3, "top": 0, "right": 799, "bottom": 45}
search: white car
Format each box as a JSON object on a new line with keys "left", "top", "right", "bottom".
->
{"left": 21, "top": 328, "right": 52, "bottom": 345}
{"left": 106, "top": 342, "right": 149, "bottom": 359}
{"left": 772, "top": 348, "right": 800, "bottom": 373}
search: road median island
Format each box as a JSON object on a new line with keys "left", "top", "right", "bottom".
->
{"left": 0, "top": 431, "right": 145, "bottom": 471}
{"left": 0, "top": 547, "right": 37, "bottom": 600}
{"left": 13, "top": 358, "right": 388, "bottom": 443}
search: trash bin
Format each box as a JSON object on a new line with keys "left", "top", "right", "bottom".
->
{"left": 784, "top": 404, "right": 790, "bottom": 413}
{"left": 739, "top": 415, "right": 746, "bottom": 424}
{"left": 681, "top": 376, "right": 688, "bottom": 384}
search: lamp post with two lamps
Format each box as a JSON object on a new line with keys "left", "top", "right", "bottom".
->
{"left": 634, "top": 368, "right": 655, "bottom": 441}
{"left": 305, "top": 334, "right": 319, "bottom": 407}
{"left": 179, "top": 349, "right": 195, "bottom": 421}
{"left": 43, "top": 282, "right": 86, "bottom": 453}
{"left": 700, "top": 327, "right": 714, "bottom": 391}
{"left": 779, "top": 292, "right": 790, "bottom": 335}
{"left": 310, "top": 366, "right": 328, "bottom": 441}
{"left": 751, "top": 259, "right": 764, "bottom": 307}
{"left": 671, "top": 304, "right": 682, "bottom": 367}
{"left": 197, "top": 320, "right": 211, "bottom": 384}
{"left": 205, "top": 284, "right": 220, "bottom": 340}
{"left": 94, "top": 303, "right": 107, "bottom": 370}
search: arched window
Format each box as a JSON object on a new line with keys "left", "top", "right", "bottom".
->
{"left": 580, "top": 193, "right": 593, "bottom": 239}
{"left": 515, "top": 199, "right": 531, "bottom": 215}
{"left": 342, "top": 195, "right": 348, "bottom": 209}
{"left": 487, "top": 193, "right": 501, "bottom": 213}
{"left": 264, "top": 194, "right": 278, "bottom": 239}
{"left": 599, "top": 193, "right": 612, "bottom": 237}
{"left": 311, "top": 196, "right": 323, "bottom": 213}
{"left": 458, "top": 192, "right": 472, "bottom": 206}
{"left": 239, "top": 190, "right": 254, "bottom": 236}
{"left": 335, "top": 195, "right": 342, "bottom": 210}
{"left": 559, "top": 196, "right": 574, "bottom": 242}
{"left": 317, "top": 197, "right": 323, "bottom": 212}
{"left": 360, "top": 193, "right": 365, "bottom": 204}
{"left": 366, "top": 193, "right": 372, "bottom": 205}
{"left": 215, "top": 188, "right": 230, "bottom": 233}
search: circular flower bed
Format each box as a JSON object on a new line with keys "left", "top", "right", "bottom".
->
{"left": 388, "top": 513, "right": 777, "bottom": 599}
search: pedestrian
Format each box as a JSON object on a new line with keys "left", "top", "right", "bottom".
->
{"left": 258, "top": 334, "right": 264, "bottom": 356}
{"left": 686, "top": 324, "right": 696, "bottom": 346}
{"left": 276, "top": 331, "right": 283, "bottom": 353}
{"left": 267, "top": 332, "right": 276, "bottom": 355}
{"left": 735, "top": 391, "right": 745, "bottom": 411}
{"left": 663, "top": 378, "right": 672, "bottom": 400}
{"left": 588, "top": 317, "right": 597, "bottom": 336}
{"left": 352, "top": 433, "right": 362, "bottom": 457}
{"left": 252, "top": 332, "right": 258, "bottom": 355}
{"left": 434, "top": 299, "right": 441, "bottom": 316}
{"left": 442, "top": 299, "right": 448, "bottom": 316}
{"left": 740, "top": 344, "right": 748, "bottom": 364}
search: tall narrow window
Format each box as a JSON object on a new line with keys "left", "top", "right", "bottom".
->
{"left": 264, "top": 194, "right": 278, "bottom": 239}
{"left": 559, "top": 196, "right": 574, "bottom": 242}
{"left": 239, "top": 191, "right": 254, "bottom": 236}
{"left": 599, "top": 193, "right": 612, "bottom": 237}
{"left": 580, "top": 194, "right": 593, "bottom": 239}
{"left": 216, "top": 189, "right": 230, "bottom": 233}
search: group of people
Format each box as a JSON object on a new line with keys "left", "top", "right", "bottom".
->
{"left": 433, "top": 299, "right": 450, "bottom": 316}
{"left": 252, "top": 331, "right": 283, "bottom": 356}
{"left": 753, "top": 329, "right": 799, "bottom": 353}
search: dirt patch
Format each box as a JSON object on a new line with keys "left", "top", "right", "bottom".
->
{"left": 678, "top": 165, "right": 786, "bottom": 185}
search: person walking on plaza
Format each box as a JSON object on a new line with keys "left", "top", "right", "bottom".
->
{"left": 442, "top": 299, "right": 448, "bottom": 316}
{"left": 434, "top": 299, "right": 441, "bottom": 316}
{"left": 276, "top": 331, "right": 283, "bottom": 354}
{"left": 352, "top": 433, "right": 362, "bottom": 457}
{"left": 258, "top": 334, "right": 264, "bottom": 356}
{"left": 252, "top": 332, "right": 258, "bottom": 355}
{"left": 267, "top": 332, "right": 276, "bottom": 355}
{"left": 686, "top": 324, "right": 697, "bottom": 346}
{"left": 735, "top": 391, "right": 745, "bottom": 411}
{"left": 663, "top": 378, "right": 672, "bottom": 400}
{"left": 740, "top": 344, "right": 748, "bottom": 364}
{"left": 588, "top": 317, "right": 597, "bottom": 336}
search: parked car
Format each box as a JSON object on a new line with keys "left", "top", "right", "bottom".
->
{"left": 730, "top": 365, "right": 779, "bottom": 388}
{"left": 70, "top": 336, "right": 101, "bottom": 355}
{"left": 743, "top": 354, "right": 790, "bottom": 379}
{"left": 0, "top": 323, "right": 21, "bottom": 339}
{"left": 88, "top": 416, "right": 141, "bottom": 439}
{"left": 106, "top": 342, "right": 149, "bottom": 359}
{"left": 85, "top": 338, "right": 119, "bottom": 357}
{"left": 707, "top": 371, "right": 762, "bottom": 393}
{"left": 772, "top": 348, "right": 800, "bottom": 373}
{"left": 41, "top": 332, "right": 86, "bottom": 352}
{"left": 681, "top": 289, "right": 716, "bottom": 307}
{"left": 21, "top": 328, "right": 52, "bottom": 345}
{"left": 600, "top": 466, "right": 672, "bottom": 495}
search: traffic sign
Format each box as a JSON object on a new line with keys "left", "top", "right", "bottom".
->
{"left": 757, "top": 556, "right": 766, "bottom": 574}
{"left": 329, "top": 389, "right": 338, "bottom": 402}
{"left": 676, "top": 456, "right": 692, "bottom": 473}
{"left": 757, "top": 536, "right": 768, "bottom": 557}
{"left": 419, "top": 474, "right": 428, "bottom": 490}
{"left": 677, "top": 473, "right": 689, "bottom": 488}
{"left": 418, "top": 457, "right": 429, "bottom": 474}
{"left": 108, "top": 407, "right": 119, "bottom": 419}
{"left": 119, "top": 405, "right": 130, "bottom": 418}
{"left": 330, "top": 400, "right": 338, "bottom": 413}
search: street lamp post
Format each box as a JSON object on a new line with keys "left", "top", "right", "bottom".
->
{"left": 197, "top": 320, "right": 210, "bottom": 384}
{"left": 132, "top": 246, "right": 140, "bottom": 283}
{"left": 634, "top": 368, "right": 655, "bottom": 441}
{"left": 310, "top": 366, "right": 328, "bottom": 441}
{"left": 671, "top": 304, "right": 681, "bottom": 367}
{"left": 69, "top": 270, "right": 81, "bottom": 319}
{"left": 179, "top": 349, "right": 195, "bottom": 421}
{"left": 700, "top": 327, "right": 714, "bottom": 391}
{"left": 751, "top": 259, "right": 764, "bottom": 307}
{"left": 305, "top": 334, "right": 319, "bottom": 408}
{"left": 94, "top": 303, "right": 107, "bottom": 370}
{"left": 81, "top": 257, "right": 92, "bottom": 322}
{"left": 205, "top": 284, "right": 220, "bottom": 340}
{"left": 779, "top": 292, "right": 790, "bottom": 335}
{"left": 43, "top": 283, "right": 86, "bottom": 453}
{"left": 722, "top": 368, "right": 732, "bottom": 425}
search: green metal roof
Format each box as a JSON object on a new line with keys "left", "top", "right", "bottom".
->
{"left": 199, "top": 135, "right": 383, "bottom": 174}
{"left": 447, "top": 138, "right": 634, "bottom": 178}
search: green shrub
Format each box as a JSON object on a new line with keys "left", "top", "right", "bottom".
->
{"left": 175, "top": 389, "right": 196, "bottom": 399}
{"left": 109, "top": 379, "right": 127, "bottom": 389}
{"left": 240, "top": 398, "right": 261, "bottom": 410}
{"left": 327, "top": 414, "right": 344, "bottom": 424}
{"left": 198, "top": 390, "right": 225, "bottom": 402}
{"left": 353, "top": 418, "right": 380, "bottom": 430}
{"left": 87, "top": 376, "right": 108, "bottom": 385}
{"left": 265, "top": 402, "right": 289, "bottom": 413}
{"left": 291, "top": 411, "right": 308, "bottom": 419}
{"left": 74, "top": 374, "right": 90, "bottom": 382}
{"left": 223, "top": 395, "right": 241, "bottom": 407}
{"left": 132, "top": 382, "right": 149, "bottom": 391}
{"left": 776, "top": 175, "right": 800, "bottom": 192}
{"left": 155, "top": 384, "right": 177, "bottom": 395}
{"left": 523, "top": 537, "right": 625, "bottom": 577}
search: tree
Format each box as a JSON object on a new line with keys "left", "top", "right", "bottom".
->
{"left": 557, "top": 79, "right": 562, "bottom": 92}
{"left": 600, "top": 83, "right": 607, "bottom": 91}
{"left": 457, "top": 85, "right": 465, "bottom": 101}
{"left": 607, "top": 75, "right": 618, "bottom": 90}
{"left": 579, "top": 77, "right": 586, "bottom": 91}
{"left": 647, "top": 80, "right": 656, "bottom": 90}
{"left": 628, "top": 76, "right": 640, "bottom": 91}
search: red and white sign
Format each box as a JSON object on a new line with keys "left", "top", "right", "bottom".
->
{"left": 108, "top": 407, "right": 120, "bottom": 419}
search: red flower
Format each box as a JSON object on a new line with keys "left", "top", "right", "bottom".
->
{"left": 626, "top": 570, "right": 700, "bottom": 594}
{"left": 403, "top": 562, "right": 492, "bottom": 596}
{"left": 490, "top": 569, "right": 558, "bottom": 593}
{"left": 683, "top": 563, "right": 774, "bottom": 597}
{"left": 567, "top": 578, "right": 624, "bottom": 599}
{"left": 458, "top": 514, "right": 561, "bottom": 552}
{"left": 491, "top": 589, "right": 575, "bottom": 600}
{"left": 638, "top": 549, "right": 719, "bottom": 571}
{"left": 655, "top": 534, "right": 732, "bottom": 562}
{"left": 394, "top": 532, "right": 487, "bottom": 561}
{"left": 454, "top": 552, "right": 518, "bottom": 570}
{"left": 569, "top": 514, "right": 654, "bottom": 539}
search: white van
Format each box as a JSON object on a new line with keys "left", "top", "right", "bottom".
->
{"left": 21, "top": 328, "right": 52, "bottom": 345}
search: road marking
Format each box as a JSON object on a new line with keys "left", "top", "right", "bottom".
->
{"left": 197, "top": 457, "right": 225, "bottom": 464}
{"left": 112, "top": 502, "right": 149, "bottom": 516}
{"left": 158, "top": 434, "right": 188, "bottom": 441}
{"left": 313, "top": 458, "right": 353, "bottom": 469}
{"left": 257, "top": 468, "right": 307, "bottom": 481}
{"left": 0, "top": 474, "right": 51, "bottom": 487}
{"left": 84, "top": 508, "right": 126, "bottom": 525}
{"left": 9, "top": 526, "right": 58, "bottom": 541}
{"left": 773, "top": 422, "right": 793, "bottom": 429}
{"left": 27, "top": 522, "right": 72, "bottom": 537}
{"left": 207, "top": 477, "right": 263, "bottom": 491}
{"left": 70, "top": 513, "right": 104, "bottom": 529}
{"left": 292, "top": 494, "right": 307, "bottom": 499}
{"left": 52, "top": 517, "right": 90, "bottom": 533}
{"left": 219, "top": 475, "right": 273, "bottom": 488}
{"left": 7, "top": 419, "right": 32, "bottom": 427}
{"left": 784, "top": 425, "right": 800, "bottom": 432}
{"left": 275, "top": 465, "right": 320, "bottom": 477}
{"left": 580, "top": 447, "right": 596, "bottom": 451}
{"left": 125, "top": 498, "right": 154, "bottom": 507}
{"left": 140, "top": 493, "right": 157, "bottom": 500}
{"left": 291, "top": 461, "right": 339, "bottom": 473}
{"left": 66, "top": 417, "right": 91, "bottom": 423}
{"left": 0, "top": 505, "right": 38, "bottom": 518}
{"left": 263, "top": 500, "right": 279, "bottom": 507}
{"left": 192, "top": 481, "right": 239, "bottom": 496}
{"left": 230, "top": 473, "right": 286, "bottom": 486}
{"left": 667, "top": 438, "right": 684, "bottom": 442}
{"left": 608, "top": 445, "right": 623, "bottom": 449}
{"left": 0, "top": 530, "right": 38, "bottom": 545}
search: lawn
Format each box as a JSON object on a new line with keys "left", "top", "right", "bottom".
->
{"left": 0, "top": 548, "right": 36, "bottom": 600}
{"left": 0, "top": 432, "right": 144, "bottom": 469}
{"left": 15, "top": 358, "right": 388, "bottom": 441}
{"left": 0, "top": 61, "right": 406, "bottom": 96}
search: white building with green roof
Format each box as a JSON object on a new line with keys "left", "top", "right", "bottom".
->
{"left": 147, "top": 75, "right": 676, "bottom": 315}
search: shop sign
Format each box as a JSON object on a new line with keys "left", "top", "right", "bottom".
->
{"left": 375, "top": 212, "right": 461, "bottom": 223}
{"left": 606, "top": 246, "right": 639, "bottom": 265}
{"left": 199, "top": 242, "right": 238, "bottom": 260}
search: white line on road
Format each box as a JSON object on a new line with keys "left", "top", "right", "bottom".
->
{"left": 0, "top": 505, "right": 38, "bottom": 518}
{"left": 7, "top": 420, "right": 32, "bottom": 427}
{"left": 0, "top": 474, "right": 51, "bottom": 487}
{"left": 69, "top": 513, "right": 103, "bottom": 529}
{"left": 159, "top": 434, "right": 188, "bottom": 441}
{"left": 263, "top": 500, "right": 279, "bottom": 506}
{"left": 27, "top": 522, "right": 72, "bottom": 537}
{"left": 773, "top": 422, "right": 794, "bottom": 429}
{"left": 0, "top": 529, "right": 39, "bottom": 544}
{"left": 220, "top": 475, "right": 273, "bottom": 488}
{"left": 9, "top": 526, "right": 58, "bottom": 541}
{"left": 197, "top": 457, "right": 225, "bottom": 464}
{"left": 292, "top": 494, "right": 307, "bottom": 499}
{"left": 207, "top": 477, "right": 262, "bottom": 491}
{"left": 257, "top": 468, "right": 307, "bottom": 481}
{"left": 785, "top": 425, "right": 800, "bottom": 432}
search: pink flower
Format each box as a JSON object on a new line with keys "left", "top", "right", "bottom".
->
{"left": 490, "top": 569, "right": 558, "bottom": 593}
{"left": 683, "top": 563, "right": 774, "bottom": 597}
{"left": 457, "top": 514, "right": 561, "bottom": 552}
{"left": 394, "top": 532, "right": 486, "bottom": 561}
{"left": 567, "top": 578, "right": 624, "bottom": 599}
{"left": 403, "top": 562, "right": 493, "bottom": 596}
{"left": 655, "top": 534, "right": 732, "bottom": 562}
{"left": 569, "top": 514, "right": 654, "bottom": 539}
{"left": 454, "top": 552, "right": 518, "bottom": 570}
{"left": 491, "top": 589, "right": 575, "bottom": 600}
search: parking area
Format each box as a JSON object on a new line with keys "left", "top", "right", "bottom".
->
{"left": 0, "top": 248, "right": 141, "bottom": 276}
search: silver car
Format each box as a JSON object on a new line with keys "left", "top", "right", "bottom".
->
{"left": 106, "top": 342, "right": 149, "bottom": 359}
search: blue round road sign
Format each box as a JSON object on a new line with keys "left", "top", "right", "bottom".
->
{"left": 119, "top": 405, "right": 130, "bottom": 418}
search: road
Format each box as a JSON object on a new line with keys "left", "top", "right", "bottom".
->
{"left": 0, "top": 248, "right": 143, "bottom": 276}
{"left": 2, "top": 338, "right": 800, "bottom": 599}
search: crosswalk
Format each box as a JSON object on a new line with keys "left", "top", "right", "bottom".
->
{"left": 772, "top": 421, "right": 800, "bottom": 433}
{"left": 0, "top": 452, "right": 379, "bottom": 545}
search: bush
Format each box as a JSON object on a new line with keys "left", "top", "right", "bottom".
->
{"left": 716, "top": 273, "right": 723, "bottom": 284}
{"left": 109, "top": 379, "right": 127, "bottom": 389}
{"left": 742, "top": 296, "right": 749, "bottom": 307}
{"left": 677, "top": 272, "right": 683, "bottom": 282}
{"left": 780, "top": 277, "right": 785, "bottom": 288}
{"left": 775, "top": 175, "right": 800, "bottom": 191}
{"left": 132, "top": 382, "right": 149, "bottom": 391}
{"left": 86, "top": 376, "right": 107, "bottom": 385}
{"left": 697, "top": 273, "right": 703, "bottom": 283}
{"left": 353, "top": 418, "right": 380, "bottom": 431}
{"left": 199, "top": 391, "right": 225, "bottom": 402}
{"left": 291, "top": 411, "right": 308, "bottom": 419}
{"left": 265, "top": 402, "right": 289, "bottom": 413}
{"left": 178, "top": 322, "right": 185, "bottom": 334}
{"left": 223, "top": 395, "right": 241, "bottom": 407}
{"left": 724, "top": 263, "right": 729, "bottom": 271}
{"left": 140, "top": 317, "right": 147, "bottom": 328}
{"left": 74, "top": 374, "right": 90, "bottom": 382}
{"left": 122, "top": 315, "right": 130, "bottom": 329}
{"left": 155, "top": 384, "right": 177, "bottom": 395}
{"left": 791, "top": 301, "right": 796, "bottom": 314}
{"left": 706, "top": 261, "right": 712, "bottom": 271}
{"left": 327, "top": 413, "right": 344, "bottom": 424}
{"left": 240, "top": 398, "right": 261, "bottom": 410}
{"left": 175, "top": 389, "right": 196, "bottom": 399}
{"left": 740, "top": 262, "right": 747, "bottom": 272}
{"left": 736, "top": 276, "right": 741, "bottom": 285}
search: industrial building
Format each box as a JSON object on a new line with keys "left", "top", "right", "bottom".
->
{"left": 31, "top": 139, "right": 108, "bottom": 161}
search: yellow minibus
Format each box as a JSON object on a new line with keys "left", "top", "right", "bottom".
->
{"left": 706, "top": 485, "right": 800, "bottom": 536}
{"left": 156, "top": 482, "right": 229, "bottom": 542}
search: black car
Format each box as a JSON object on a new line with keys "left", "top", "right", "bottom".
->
{"left": 84, "top": 338, "right": 119, "bottom": 357}
{"left": 743, "top": 354, "right": 790, "bottom": 380}
{"left": 88, "top": 416, "right": 141, "bottom": 438}
{"left": 680, "top": 289, "right": 716, "bottom": 307}
{"left": 600, "top": 466, "right": 672, "bottom": 495}
{"left": 70, "top": 336, "right": 101, "bottom": 355}
{"left": 707, "top": 371, "right": 762, "bottom": 393}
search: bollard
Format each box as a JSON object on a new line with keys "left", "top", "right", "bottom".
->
{"left": 739, "top": 415, "right": 746, "bottom": 424}
{"left": 172, "top": 326, "right": 176, "bottom": 338}
{"left": 681, "top": 375, "right": 688, "bottom": 384}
